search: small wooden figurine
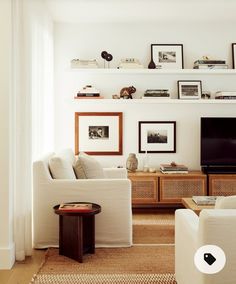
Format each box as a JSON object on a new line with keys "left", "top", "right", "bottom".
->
{"left": 120, "top": 86, "right": 136, "bottom": 99}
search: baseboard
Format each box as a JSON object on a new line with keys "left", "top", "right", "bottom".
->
{"left": 0, "top": 242, "right": 15, "bottom": 269}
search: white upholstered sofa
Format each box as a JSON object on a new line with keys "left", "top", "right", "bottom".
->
{"left": 175, "top": 202, "right": 236, "bottom": 284}
{"left": 33, "top": 152, "right": 132, "bottom": 249}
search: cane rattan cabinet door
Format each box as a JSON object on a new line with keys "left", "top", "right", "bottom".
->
{"left": 159, "top": 172, "right": 207, "bottom": 203}
{"left": 128, "top": 173, "right": 158, "bottom": 205}
{"left": 209, "top": 174, "right": 236, "bottom": 196}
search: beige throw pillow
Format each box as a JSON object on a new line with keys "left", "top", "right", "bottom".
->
{"left": 74, "top": 152, "right": 104, "bottom": 179}
{"left": 49, "top": 149, "right": 76, "bottom": 179}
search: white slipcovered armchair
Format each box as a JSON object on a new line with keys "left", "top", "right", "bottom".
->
{"left": 33, "top": 152, "right": 132, "bottom": 249}
{"left": 175, "top": 206, "right": 236, "bottom": 284}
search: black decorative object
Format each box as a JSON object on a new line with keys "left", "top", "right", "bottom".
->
{"left": 106, "top": 54, "right": 113, "bottom": 62}
{"left": 101, "top": 51, "right": 108, "bottom": 59}
{"left": 148, "top": 59, "right": 156, "bottom": 69}
{"left": 148, "top": 47, "right": 156, "bottom": 69}
{"left": 101, "top": 50, "right": 113, "bottom": 68}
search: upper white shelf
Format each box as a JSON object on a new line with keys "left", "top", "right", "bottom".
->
{"left": 70, "top": 68, "right": 236, "bottom": 75}
{"left": 74, "top": 98, "right": 236, "bottom": 104}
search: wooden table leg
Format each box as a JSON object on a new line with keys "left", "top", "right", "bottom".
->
{"left": 77, "top": 216, "right": 83, "bottom": 263}
{"left": 58, "top": 213, "right": 97, "bottom": 262}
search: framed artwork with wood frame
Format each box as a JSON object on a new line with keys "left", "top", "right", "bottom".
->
{"left": 178, "top": 80, "right": 202, "bottom": 99}
{"left": 151, "top": 44, "right": 184, "bottom": 69}
{"left": 139, "top": 121, "right": 176, "bottom": 153}
{"left": 75, "top": 112, "right": 123, "bottom": 155}
{"left": 232, "top": 43, "right": 236, "bottom": 69}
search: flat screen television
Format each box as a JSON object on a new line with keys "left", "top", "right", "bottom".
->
{"left": 201, "top": 117, "right": 236, "bottom": 173}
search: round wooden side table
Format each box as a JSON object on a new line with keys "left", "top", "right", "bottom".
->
{"left": 54, "top": 202, "right": 101, "bottom": 263}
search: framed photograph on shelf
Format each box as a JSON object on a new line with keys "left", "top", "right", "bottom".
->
{"left": 232, "top": 43, "right": 236, "bottom": 69}
{"left": 151, "top": 44, "right": 184, "bottom": 69}
{"left": 75, "top": 112, "right": 123, "bottom": 155}
{"left": 178, "top": 80, "right": 202, "bottom": 99}
{"left": 139, "top": 121, "right": 176, "bottom": 153}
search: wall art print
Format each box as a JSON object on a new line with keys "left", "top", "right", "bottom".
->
{"left": 139, "top": 121, "right": 176, "bottom": 153}
{"left": 75, "top": 112, "right": 123, "bottom": 155}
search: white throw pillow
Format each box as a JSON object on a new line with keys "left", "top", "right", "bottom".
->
{"left": 74, "top": 152, "right": 104, "bottom": 179}
{"left": 215, "top": 196, "right": 236, "bottom": 209}
{"left": 57, "top": 148, "right": 76, "bottom": 165}
{"left": 49, "top": 149, "right": 76, "bottom": 179}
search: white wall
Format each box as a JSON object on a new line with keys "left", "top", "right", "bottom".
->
{"left": 54, "top": 21, "right": 236, "bottom": 169}
{"left": 0, "top": 0, "right": 15, "bottom": 269}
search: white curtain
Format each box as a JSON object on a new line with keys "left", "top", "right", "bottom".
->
{"left": 12, "top": 0, "right": 54, "bottom": 261}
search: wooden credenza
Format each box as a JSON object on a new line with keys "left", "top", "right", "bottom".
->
{"left": 128, "top": 171, "right": 207, "bottom": 207}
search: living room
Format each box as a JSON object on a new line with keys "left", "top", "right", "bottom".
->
{"left": 1, "top": 0, "right": 236, "bottom": 283}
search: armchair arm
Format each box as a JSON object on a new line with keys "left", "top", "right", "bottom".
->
{"left": 175, "top": 209, "right": 200, "bottom": 284}
{"left": 36, "top": 178, "right": 131, "bottom": 208}
{"left": 48, "top": 177, "right": 130, "bottom": 192}
{"left": 103, "top": 168, "right": 127, "bottom": 179}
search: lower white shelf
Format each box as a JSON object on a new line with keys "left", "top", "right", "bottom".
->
{"left": 70, "top": 68, "right": 236, "bottom": 75}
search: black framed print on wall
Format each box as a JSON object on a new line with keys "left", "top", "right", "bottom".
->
{"left": 139, "top": 121, "right": 176, "bottom": 153}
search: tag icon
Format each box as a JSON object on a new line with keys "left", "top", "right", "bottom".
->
{"left": 194, "top": 245, "right": 226, "bottom": 274}
{"left": 204, "top": 253, "right": 216, "bottom": 266}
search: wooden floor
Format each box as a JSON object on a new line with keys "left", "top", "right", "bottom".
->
{"left": 0, "top": 249, "right": 46, "bottom": 284}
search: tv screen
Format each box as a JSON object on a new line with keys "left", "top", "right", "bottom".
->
{"left": 201, "top": 117, "right": 236, "bottom": 167}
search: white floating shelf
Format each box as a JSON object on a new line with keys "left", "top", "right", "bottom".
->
{"left": 70, "top": 68, "right": 236, "bottom": 75}
{"left": 74, "top": 98, "right": 236, "bottom": 104}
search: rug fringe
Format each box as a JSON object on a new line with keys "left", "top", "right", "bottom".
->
{"left": 30, "top": 248, "right": 50, "bottom": 284}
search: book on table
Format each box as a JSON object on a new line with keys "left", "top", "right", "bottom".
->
{"left": 160, "top": 163, "right": 188, "bottom": 173}
{"left": 160, "top": 170, "right": 188, "bottom": 174}
{"left": 59, "top": 203, "right": 93, "bottom": 212}
{"left": 192, "top": 196, "right": 220, "bottom": 205}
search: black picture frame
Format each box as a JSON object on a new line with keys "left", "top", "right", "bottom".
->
{"left": 178, "top": 80, "right": 202, "bottom": 99}
{"left": 139, "top": 121, "right": 176, "bottom": 153}
{"left": 150, "top": 44, "right": 184, "bottom": 69}
{"left": 232, "top": 43, "right": 236, "bottom": 69}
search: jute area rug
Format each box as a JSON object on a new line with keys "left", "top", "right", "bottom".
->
{"left": 31, "top": 213, "right": 176, "bottom": 284}
{"left": 133, "top": 212, "right": 175, "bottom": 244}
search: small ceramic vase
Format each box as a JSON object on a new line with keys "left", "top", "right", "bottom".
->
{"left": 126, "top": 153, "right": 138, "bottom": 172}
{"left": 148, "top": 59, "right": 156, "bottom": 69}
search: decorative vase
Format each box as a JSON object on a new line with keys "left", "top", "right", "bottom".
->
{"left": 126, "top": 153, "right": 138, "bottom": 172}
{"left": 143, "top": 151, "right": 149, "bottom": 172}
{"left": 148, "top": 59, "right": 156, "bottom": 69}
